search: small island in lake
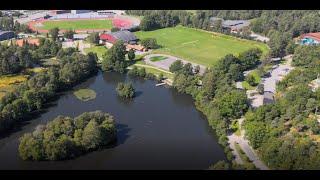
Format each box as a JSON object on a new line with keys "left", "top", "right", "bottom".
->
{"left": 116, "top": 82, "right": 135, "bottom": 99}
{"left": 18, "top": 111, "right": 116, "bottom": 161}
{"left": 73, "top": 88, "right": 97, "bottom": 102}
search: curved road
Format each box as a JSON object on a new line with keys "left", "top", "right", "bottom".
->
{"left": 144, "top": 54, "right": 207, "bottom": 75}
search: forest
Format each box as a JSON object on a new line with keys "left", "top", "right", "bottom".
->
{"left": 0, "top": 44, "right": 98, "bottom": 134}
{"left": 243, "top": 45, "right": 320, "bottom": 169}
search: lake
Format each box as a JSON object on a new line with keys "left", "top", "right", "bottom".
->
{"left": 0, "top": 71, "right": 226, "bottom": 170}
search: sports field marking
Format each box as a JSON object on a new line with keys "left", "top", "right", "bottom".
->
{"left": 182, "top": 40, "right": 199, "bottom": 45}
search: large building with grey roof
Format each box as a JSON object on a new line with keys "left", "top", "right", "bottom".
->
{"left": 0, "top": 30, "right": 15, "bottom": 41}
{"left": 210, "top": 17, "right": 250, "bottom": 33}
{"left": 100, "top": 30, "right": 138, "bottom": 44}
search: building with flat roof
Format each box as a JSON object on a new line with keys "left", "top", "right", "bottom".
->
{"left": 210, "top": 17, "right": 250, "bottom": 33}
{"left": 71, "top": 10, "right": 92, "bottom": 14}
{"left": 73, "top": 34, "right": 89, "bottom": 40}
{"left": 299, "top": 32, "right": 320, "bottom": 45}
{"left": 0, "top": 31, "right": 15, "bottom": 41}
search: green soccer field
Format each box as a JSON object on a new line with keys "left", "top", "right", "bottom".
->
{"left": 135, "top": 26, "right": 269, "bottom": 67}
{"left": 40, "top": 19, "right": 113, "bottom": 30}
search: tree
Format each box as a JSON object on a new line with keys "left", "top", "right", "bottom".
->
{"left": 138, "top": 67, "right": 146, "bottom": 77}
{"left": 128, "top": 49, "right": 135, "bottom": 61}
{"left": 238, "top": 48, "right": 262, "bottom": 71}
{"left": 169, "top": 60, "right": 183, "bottom": 73}
{"left": 285, "top": 40, "right": 297, "bottom": 55}
{"left": 212, "top": 19, "right": 223, "bottom": 32}
{"left": 215, "top": 89, "right": 248, "bottom": 119}
{"left": 268, "top": 30, "right": 290, "bottom": 58}
{"left": 158, "top": 73, "right": 164, "bottom": 81}
{"left": 111, "top": 27, "right": 120, "bottom": 32}
{"left": 140, "top": 38, "right": 159, "bottom": 49}
{"left": 64, "top": 30, "right": 75, "bottom": 39}
{"left": 116, "top": 82, "right": 135, "bottom": 99}
{"left": 49, "top": 27, "right": 60, "bottom": 41}
{"left": 102, "top": 40, "right": 127, "bottom": 73}
{"left": 18, "top": 111, "right": 116, "bottom": 161}
{"left": 257, "top": 84, "right": 264, "bottom": 95}
{"left": 82, "top": 119, "right": 102, "bottom": 150}
{"left": 87, "top": 32, "right": 100, "bottom": 45}
{"left": 181, "top": 63, "right": 193, "bottom": 75}
{"left": 245, "top": 74, "right": 257, "bottom": 86}
{"left": 209, "top": 160, "right": 230, "bottom": 170}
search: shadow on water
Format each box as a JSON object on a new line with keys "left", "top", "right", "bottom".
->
{"left": 116, "top": 96, "right": 134, "bottom": 107}
{"left": 103, "top": 71, "right": 127, "bottom": 86}
{"left": 134, "top": 91, "right": 143, "bottom": 98}
{"left": 168, "top": 88, "right": 194, "bottom": 107}
{"left": 115, "top": 123, "right": 131, "bottom": 145}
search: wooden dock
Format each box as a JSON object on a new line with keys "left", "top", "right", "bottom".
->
{"left": 155, "top": 79, "right": 173, "bottom": 87}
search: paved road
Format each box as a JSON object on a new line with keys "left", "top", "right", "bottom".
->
{"left": 144, "top": 54, "right": 206, "bottom": 75}
{"left": 262, "top": 55, "right": 294, "bottom": 94}
{"left": 250, "top": 32, "right": 270, "bottom": 42}
{"left": 227, "top": 118, "right": 269, "bottom": 170}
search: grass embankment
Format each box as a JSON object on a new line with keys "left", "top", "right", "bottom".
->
{"left": 242, "top": 70, "right": 261, "bottom": 90}
{"left": 135, "top": 26, "right": 269, "bottom": 67}
{"left": 0, "top": 75, "right": 28, "bottom": 99}
{"left": 73, "top": 88, "right": 97, "bottom": 102}
{"left": 129, "top": 57, "right": 174, "bottom": 80}
{"left": 40, "top": 19, "right": 113, "bottom": 30}
{"left": 84, "top": 45, "right": 108, "bottom": 61}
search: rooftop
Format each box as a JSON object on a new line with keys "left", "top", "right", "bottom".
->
{"left": 301, "top": 32, "right": 320, "bottom": 42}
{"left": 223, "top": 20, "right": 250, "bottom": 29}
{"left": 111, "top": 30, "right": 137, "bottom": 43}
{"left": 209, "top": 17, "right": 250, "bottom": 30}
{"left": 0, "top": 30, "right": 14, "bottom": 36}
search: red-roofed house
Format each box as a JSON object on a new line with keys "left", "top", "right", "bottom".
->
{"left": 100, "top": 33, "right": 117, "bottom": 44}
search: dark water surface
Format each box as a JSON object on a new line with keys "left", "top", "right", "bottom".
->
{"left": 0, "top": 72, "right": 226, "bottom": 170}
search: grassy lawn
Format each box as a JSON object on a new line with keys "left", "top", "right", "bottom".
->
{"left": 242, "top": 70, "right": 261, "bottom": 90}
{"left": 150, "top": 56, "right": 168, "bottom": 62}
{"left": 0, "top": 75, "right": 28, "bottom": 99}
{"left": 135, "top": 26, "right": 269, "bottom": 67}
{"left": 84, "top": 45, "right": 108, "bottom": 61}
{"left": 26, "top": 67, "right": 46, "bottom": 74}
{"left": 73, "top": 88, "right": 97, "bottom": 102}
{"left": 40, "top": 19, "right": 113, "bottom": 30}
